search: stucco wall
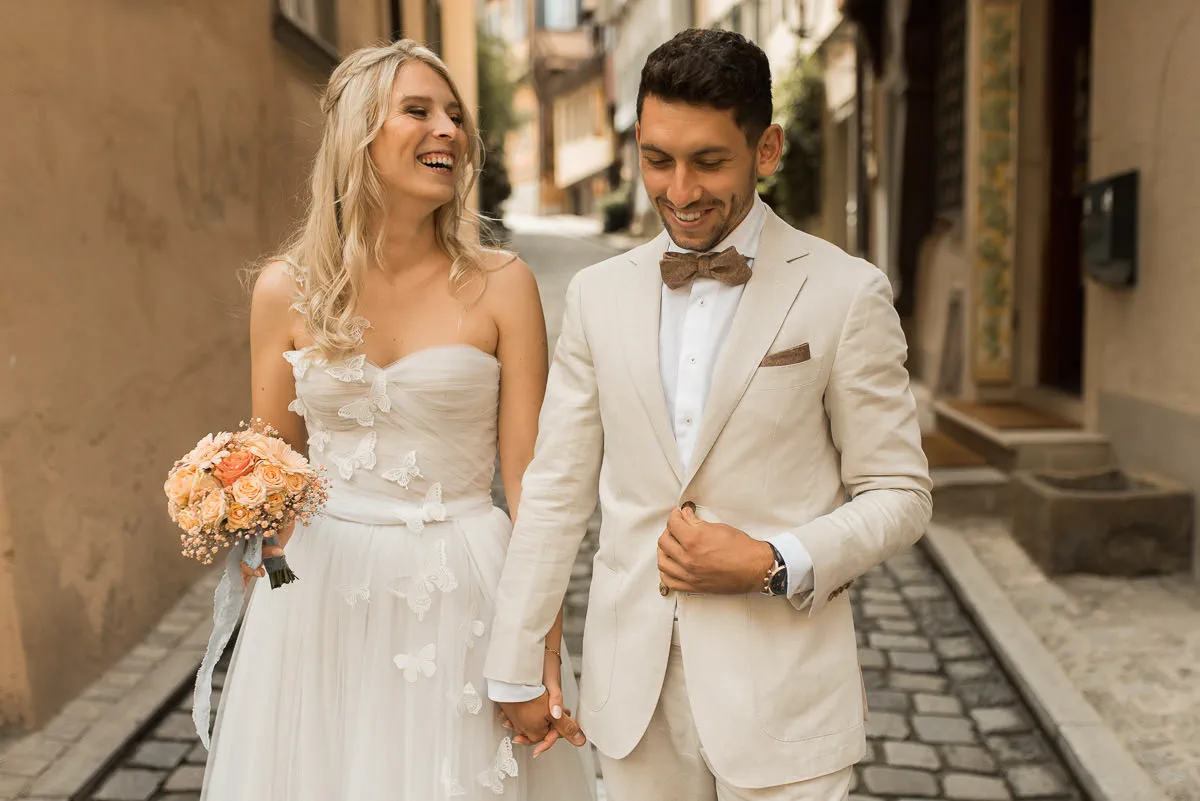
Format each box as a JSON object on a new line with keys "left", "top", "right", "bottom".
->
{"left": 0, "top": 0, "right": 388, "bottom": 730}
{"left": 1087, "top": 0, "right": 1200, "bottom": 574}
{"left": 1085, "top": 0, "right": 1200, "bottom": 425}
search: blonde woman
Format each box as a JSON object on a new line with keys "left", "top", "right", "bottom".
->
{"left": 200, "top": 40, "right": 594, "bottom": 800}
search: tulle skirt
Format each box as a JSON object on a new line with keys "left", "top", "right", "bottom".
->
{"left": 201, "top": 500, "right": 596, "bottom": 801}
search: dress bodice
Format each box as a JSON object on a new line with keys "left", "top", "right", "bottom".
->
{"left": 284, "top": 344, "right": 501, "bottom": 528}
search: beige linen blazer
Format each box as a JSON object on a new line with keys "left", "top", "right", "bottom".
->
{"left": 485, "top": 210, "right": 933, "bottom": 787}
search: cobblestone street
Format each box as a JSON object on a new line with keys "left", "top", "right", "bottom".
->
{"left": 16, "top": 223, "right": 1086, "bottom": 801}
{"left": 77, "top": 543, "right": 1086, "bottom": 801}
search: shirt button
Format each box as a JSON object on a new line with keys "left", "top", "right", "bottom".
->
{"left": 698, "top": 298, "right": 707, "bottom": 307}
{"left": 688, "top": 355, "right": 697, "bottom": 365}
{"left": 682, "top": 416, "right": 693, "bottom": 426}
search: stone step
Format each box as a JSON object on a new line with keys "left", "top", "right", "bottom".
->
{"left": 934, "top": 400, "right": 1112, "bottom": 473}
{"left": 932, "top": 466, "right": 1010, "bottom": 518}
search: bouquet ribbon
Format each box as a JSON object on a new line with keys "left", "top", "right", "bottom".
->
{"left": 192, "top": 535, "right": 264, "bottom": 747}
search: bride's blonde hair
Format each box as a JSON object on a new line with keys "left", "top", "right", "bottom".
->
{"left": 260, "top": 39, "right": 484, "bottom": 360}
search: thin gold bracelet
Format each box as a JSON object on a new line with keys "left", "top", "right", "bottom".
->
{"left": 544, "top": 646, "right": 561, "bottom": 660}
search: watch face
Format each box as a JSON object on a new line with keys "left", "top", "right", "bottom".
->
{"left": 770, "top": 570, "right": 788, "bottom": 596}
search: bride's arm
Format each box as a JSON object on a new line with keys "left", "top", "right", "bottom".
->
{"left": 248, "top": 261, "right": 307, "bottom": 557}
{"left": 487, "top": 254, "right": 548, "bottom": 520}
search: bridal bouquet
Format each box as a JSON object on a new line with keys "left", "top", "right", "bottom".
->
{"left": 165, "top": 418, "right": 329, "bottom": 588}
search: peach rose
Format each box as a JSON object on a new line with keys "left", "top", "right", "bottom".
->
{"left": 231, "top": 474, "right": 267, "bottom": 507}
{"left": 214, "top": 450, "right": 256, "bottom": 486}
{"left": 176, "top": 506, "right": 200, "bottom": 532}
{"left": 283, "top": 470, "right": 309, "bottom": 494}
{"left": 164, "top": 465, "right": 200, "bottom": 507}
{"left": 254, "top": 462, "right": 288, "bottom": 493}
{"left": 199, "top": 489, "right": 228, "bottom": 527}
{"left": 226, "top": 503, "right": 253, "bottom": 529}
{"left": 264, "top": 492, "right": 286, "bottom": 516}
{"left": 194, "top": 472, "right": 222, "bottom": 495}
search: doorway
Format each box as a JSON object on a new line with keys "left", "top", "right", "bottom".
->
{"left": 1039, "top": 0, "right": 1092, "bottom": 394}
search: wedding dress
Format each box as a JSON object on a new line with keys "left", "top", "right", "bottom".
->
{"left": 201, "top": 344, "right": 596, "bottom": 800}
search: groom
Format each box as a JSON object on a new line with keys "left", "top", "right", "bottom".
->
{"left": 486, "top": 28, "right": 932, "bottom": 800}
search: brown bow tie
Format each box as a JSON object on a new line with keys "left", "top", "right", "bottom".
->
{"left": 659, "top": 247, "right": 752, "bottom": 290}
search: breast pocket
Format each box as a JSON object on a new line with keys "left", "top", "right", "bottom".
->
{"left": 747, "top": 355, "right": 824, "bottom": 391}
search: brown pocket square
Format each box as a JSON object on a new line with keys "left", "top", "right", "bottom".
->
{"left": 760, "top": 343, "right": 811, "bottom": 367}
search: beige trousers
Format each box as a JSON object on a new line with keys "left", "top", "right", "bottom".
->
{"left": 596, "top": 626, "right": 853, "bottom": 801}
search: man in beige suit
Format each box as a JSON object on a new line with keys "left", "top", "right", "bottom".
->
{"left": 485, "top": 28, "right": 932, "bottom": 800}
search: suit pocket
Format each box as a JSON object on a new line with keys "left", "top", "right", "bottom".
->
{"left": 748, "top": 355, "right": 823, "bottom": 391}
{"left": 748, "top": 595, "right": 862, "bottom": 741}
{"left": 760, "top": 342, "right": 811, "bottom": 367}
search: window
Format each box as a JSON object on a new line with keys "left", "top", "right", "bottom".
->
{"left": 274, "top": 0, "right": 339, "bottom": 71}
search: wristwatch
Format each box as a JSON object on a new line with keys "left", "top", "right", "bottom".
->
{"left": 761, "top": 543, "right": 788, "bottom": 597}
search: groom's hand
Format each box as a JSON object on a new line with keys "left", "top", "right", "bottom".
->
{"left": 498, "top": 695, "right": 553, "bottom": 743}
{"left": 499, "top": 694, "right": 587, "bottom": 753}
{"left": 658, "top": 505, "right": 774, "bottom": 594}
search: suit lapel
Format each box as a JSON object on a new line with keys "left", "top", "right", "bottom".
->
{"left": 683, "top": 212, "right": 811, "bottom": 489}
{"left": 620, "top": 235, "right": 685, "bottom": 484}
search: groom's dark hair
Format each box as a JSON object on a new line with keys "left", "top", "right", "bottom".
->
{"left": 636, "top": 28, "right": 773, "bottom": 144}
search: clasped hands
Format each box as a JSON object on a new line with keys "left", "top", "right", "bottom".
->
{"left": 497, "top": 648, "right": 587, "bottom": 757}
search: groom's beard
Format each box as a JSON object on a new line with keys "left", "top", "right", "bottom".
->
{"left": 658, "top": 189, "right": 754, "bottom": 253}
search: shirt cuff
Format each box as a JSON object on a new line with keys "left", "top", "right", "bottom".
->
{"left": 767, "top": 532, "right": 815, "bottom": 599}
{"left": 487, "top": 679, "right": 547, "bottom": 704}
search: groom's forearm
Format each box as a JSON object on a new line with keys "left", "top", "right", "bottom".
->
{"left": 485, "top": 273, "right": 604, "bottom": 686}
{"left": 485, "top": 605, "right": 564, "bottom": 703}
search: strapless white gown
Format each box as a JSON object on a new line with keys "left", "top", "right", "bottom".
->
{"left": 201, "top": 345, "right": 596, "bottom": 800}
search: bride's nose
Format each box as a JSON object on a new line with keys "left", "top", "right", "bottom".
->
{"left": 431, "top": 111, "right": 457, "bottom": 140}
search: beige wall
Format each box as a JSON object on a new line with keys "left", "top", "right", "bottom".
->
{"left": 0, "top": 0, "right": 389, "bottom": 731}
{"left": 1088, "top": 0, "right": 1200, "bottom": 574}
{"left": 1085, "top": 0, "right": 1200, "bottom": 426}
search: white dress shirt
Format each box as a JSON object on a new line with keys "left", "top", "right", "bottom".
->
{"left": 488, "top": 196, "right": 813, "bottom": 704}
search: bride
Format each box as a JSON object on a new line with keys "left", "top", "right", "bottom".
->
{"left": 201, "top": 39, "right": 594, "bottom": 800}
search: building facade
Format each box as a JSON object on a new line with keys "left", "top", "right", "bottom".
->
{"left": 0, "top": 0, "right": 480, "bottom": 734}
{"left": 816, "top": 0, "right": 1200, "bottom": 575}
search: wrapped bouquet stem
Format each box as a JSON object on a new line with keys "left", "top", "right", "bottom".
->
{"left": 164, "top": 418, "right": 329, "bottom": 745}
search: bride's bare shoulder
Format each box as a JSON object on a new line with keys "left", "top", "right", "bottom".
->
{"left": 252, "top": 260, "right": 304, "bottom": 312}
{"left": 479, "top": 249, "right": 537, "bottom": 299}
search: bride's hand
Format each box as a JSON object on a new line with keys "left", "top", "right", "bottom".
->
{"left": 526, "top": 644, "right": 585, "bottom": 757}
{"left": 239, "top": 521, "right": 295, "bottom": 588}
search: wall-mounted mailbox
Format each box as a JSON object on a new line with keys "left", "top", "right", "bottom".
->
{"left": 1082, "top": 170, "right": 1138, "bottom": 287}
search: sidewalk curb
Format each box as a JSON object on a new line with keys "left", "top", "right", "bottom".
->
{"left": 923, "top": 521, "right": 1170, "bottom": 801}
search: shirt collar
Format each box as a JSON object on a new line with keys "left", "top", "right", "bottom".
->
{"left": 664, "top": 194, "right": 768, "bottom": 261}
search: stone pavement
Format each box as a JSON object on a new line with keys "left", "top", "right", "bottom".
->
{"left": 44, "top": 539, "right": 1088, "bottom": 801}
{"left": 943, "top": 515, "right": 1200, "bottom": 801}
{"left": 0, "top": 220, "right": 1095, "bottom": 800}
{"left": 847, "top": 547, "right": 1083, "bottom": 801}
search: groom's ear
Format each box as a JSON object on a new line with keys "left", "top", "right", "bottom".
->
{"left": 635, "top": 120, "right": 641, "bottom": 143}
{"left": 755, "top": 124, "right": 784, "bottom": 178}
